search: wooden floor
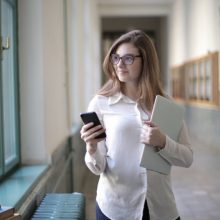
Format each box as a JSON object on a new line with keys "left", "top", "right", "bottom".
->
{"left": 81, "top": 141, "right": 220, "bottom": 220}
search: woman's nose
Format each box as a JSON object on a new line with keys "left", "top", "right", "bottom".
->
{"left": 117, "top": 58, "right": 125, "bottom": 67}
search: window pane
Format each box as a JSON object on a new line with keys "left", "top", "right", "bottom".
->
{"left": 1, "top": 0, "right": 19, "bottom": 172}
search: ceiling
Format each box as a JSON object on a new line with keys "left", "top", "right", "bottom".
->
{"left": 97, "top": 0, "right": 175, "bottom": 5}
{"left": 97, "top": 0, "right": 175, "bottom": 17}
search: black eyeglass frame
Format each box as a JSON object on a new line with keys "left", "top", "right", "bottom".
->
{"left": 110, "top": 53, "right": 142, "bottom": 65}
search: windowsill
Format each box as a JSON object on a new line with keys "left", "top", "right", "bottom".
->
{"left": 0, "top": 165, "right": 49, "bottom": 209}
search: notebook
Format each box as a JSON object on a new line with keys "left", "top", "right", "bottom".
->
{"left": 140, "top": 95, "right": 185, "bottom": 174}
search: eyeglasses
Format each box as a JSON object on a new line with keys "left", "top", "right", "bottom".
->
{"left": 110, "top": 53, "right": 142, "bottom": 65}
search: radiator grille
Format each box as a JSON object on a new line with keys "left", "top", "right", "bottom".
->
{"left": 31, "top": 193, "right": 85, "bottom": 220}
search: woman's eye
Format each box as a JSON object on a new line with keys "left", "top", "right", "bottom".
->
{"left": 125, "top": 56, "right": 133, "bottom": 62}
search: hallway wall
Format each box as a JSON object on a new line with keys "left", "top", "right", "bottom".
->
{"left": 18, "top": 0, "right": 101, "bottom": 165}
{"left": 186, "top": 106, "right": 220, "bottom": 149}
{"left": 18, "top": 0, "right": 69, "bottom": 164}
{"left": 70, "top": 0, "right": 102, "bottom": 124}
{"left": 169, "top": 0, "right": 220, "bottom": 65}
{"left": 169, "top": 0, "right": 220, "bottom": 149}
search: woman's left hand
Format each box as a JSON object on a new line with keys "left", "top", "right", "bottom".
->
{"left": 140, "top": 121, "right": 166, "bottom": 150}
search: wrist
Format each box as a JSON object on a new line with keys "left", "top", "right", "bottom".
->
{"left": 87, "top": 143, "right": 97, "bottom": 155}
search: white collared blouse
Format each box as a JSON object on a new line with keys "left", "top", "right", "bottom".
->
{"left": 85, "top": 93, "right": 193, "bottom": 220}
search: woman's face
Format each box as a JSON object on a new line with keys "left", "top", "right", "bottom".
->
{"left": 113, "top": 43, "right": 142, "bottom": 86}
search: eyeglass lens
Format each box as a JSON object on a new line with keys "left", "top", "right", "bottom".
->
{"left": 111, "top": 54, "right": 137, "bottom": 65}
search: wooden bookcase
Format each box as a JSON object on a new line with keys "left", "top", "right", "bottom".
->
{"left": 171, "top": 51, "right": 219, "bottom": 106}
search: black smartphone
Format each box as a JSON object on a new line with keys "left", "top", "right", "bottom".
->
{"left": 80, "top": 111, "right": 106, "bottom": 139}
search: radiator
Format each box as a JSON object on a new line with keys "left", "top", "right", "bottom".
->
{"left": 31, "top": 193, "right": 85, "bottom": 220}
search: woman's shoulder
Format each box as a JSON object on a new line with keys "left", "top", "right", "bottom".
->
{"left": 91, "top": 94, "right": 109, "bottom": 103}
{"left": 88, "top": 94, "right": 109, "bottom": 111}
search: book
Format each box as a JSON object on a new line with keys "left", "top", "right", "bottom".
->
{"left": 140, "top": 95, "right": 185, "bottom": 174}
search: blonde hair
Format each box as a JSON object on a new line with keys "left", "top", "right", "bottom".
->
{"left": 99, "top": 30, "right": 165, "bottom": 111}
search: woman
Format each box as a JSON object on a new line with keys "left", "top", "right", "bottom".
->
{"left": 80, "top": 30, "right": 193, "bottom": 220}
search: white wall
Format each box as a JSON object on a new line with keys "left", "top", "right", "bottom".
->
{"left": 18, "top": 0, "right": 69, "bottom": 164}
{"left": 70, "top": 0, "right": 102, "bottom": 125}
{"left": 185, "top": 0, "right": 220, "bottom": 58}
{"left": 169, "top": 0, "right": 220, "bottom": 66}
{"left": 168, "top": 0, "right": 186, "bottom": 65}
{"left": 18, "top": 0, "right": 46, "bottom": 163}
{"left": 18, "top": 0, "right": 102, "bottom": 164}
{"left": 42, "top": 0, "right": 70, "bottom": 155}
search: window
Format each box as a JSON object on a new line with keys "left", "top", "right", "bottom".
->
{"left": 171, "top": 52, "right": 219, "bottom": 106}
{"left": 0, "top": 0, "right": 20, "bottom": 179}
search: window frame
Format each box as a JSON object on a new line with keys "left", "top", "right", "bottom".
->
{"left": 0, "top": 0, "right": 20, "bottom": 179}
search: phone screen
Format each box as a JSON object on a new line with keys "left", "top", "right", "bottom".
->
{"left": 80, "top": 112, "right": 106, "bottom": 139}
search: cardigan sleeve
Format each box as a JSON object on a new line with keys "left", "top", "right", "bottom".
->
{"left": 158, "top": 121, "right": 193, "bottom": 167}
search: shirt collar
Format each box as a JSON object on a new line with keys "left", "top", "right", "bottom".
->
{"left": 108, "top": 92, "right": 136, "bottom": 105}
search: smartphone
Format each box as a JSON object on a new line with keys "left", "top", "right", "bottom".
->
{"left": 80, "top": 111, "right": 106, "bottom": 139}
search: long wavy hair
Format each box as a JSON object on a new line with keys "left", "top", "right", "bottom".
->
{"left": 99, "top": 30, "right": 165, "bottom": 112}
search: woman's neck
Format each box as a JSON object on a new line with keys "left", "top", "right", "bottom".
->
{"left": 123, "top": 84, "right": 140, "bottom": 102}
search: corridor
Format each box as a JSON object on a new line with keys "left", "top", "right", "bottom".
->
{"left": 0, "top": 0, "right": 220, "bottom": 219}
{"left": 82, "top": 139, "right": 220, "bottom": 220}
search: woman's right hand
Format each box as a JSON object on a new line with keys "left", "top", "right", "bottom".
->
{"left": 80, "top": 122, "right": 106, "bottom": 154}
